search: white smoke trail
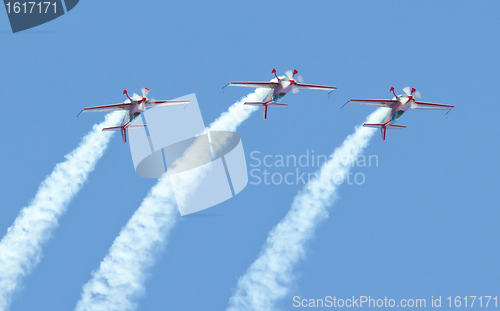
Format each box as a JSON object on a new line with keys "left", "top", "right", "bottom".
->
{"left": 75, "top": 87, "right": 270, "bottom": 311}
{"left": 0, "top": 111, "right": 123, "bottom": 311}
{"left": 75, "top": 177, "right": 177, "bottom": 311}
{"left": 227, "top": 108, "right": 387, "bottom": 311}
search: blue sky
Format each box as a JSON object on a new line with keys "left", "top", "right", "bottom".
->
{"left": 0, "top": 1, "right": 499, "bottom": 310}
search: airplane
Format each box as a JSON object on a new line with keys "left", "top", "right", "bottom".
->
{"left": 78, "top": 88, "right": 190, "bottom": 143}
{"left": 343, "top": 86, "right": 454, "bottom": 141}
{"left": 223, "top": 68, "right": 337, "bottom": 119}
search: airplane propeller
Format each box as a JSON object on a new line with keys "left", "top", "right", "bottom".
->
{"left": 283, "top": 69, "right": 304, "bottom": 94}
{"left": 137, "top": 88, "right": 150, "bottom": 111}
{"left": 402, "top": 86, "right": 422, "bottom": 99}
{"left": 138, "top": 100, "right": 146, "bottom": 111}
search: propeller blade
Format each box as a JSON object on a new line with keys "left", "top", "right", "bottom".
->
{"left": 284, "top": 70, "right": 293, "bottom": 79}
{"left": 292, "top": 85, "right": 300, "bottom": 94}
{"left": 281, "top": 80, "right": 291, "bottom": 89}
{"left": 295, "top": 75, "right": 304, "bottom": 83}
{"left": 138, "top": 102, "right": 146, "bottom": 111}
{"left": 402, "top": 86, "right": 411, "bottom": 95}
{"left": 142, "top": 87, "right": 150, "bottom": 97}
{"left": 413, "top": 90, "right": 422, "bottom": 98}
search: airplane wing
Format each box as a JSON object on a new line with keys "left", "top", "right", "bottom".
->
{"left": 343, "top": 99, "right": 397, "bottom": 108}
{"left": 146, "top": 100, "right": 190, "bottom": 109}
{"left": 295, "top": 83, "right": 337, "bottom": 91}
{"left": 411, "top": 101, "right": 454, "bottom": 110}
{"left": 225, "top": 82, "right": 279, "bottom": 88}
{"left": 79, "top": 103, "right": 131, "bottom": 115}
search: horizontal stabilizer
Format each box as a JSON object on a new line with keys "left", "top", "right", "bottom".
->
{"left": 363, "top": 123, "right": 384, "bottom": 129}
{"left": 102, "top": 125, "right": 146, "bottom": 132}
{"left": 128, "top": 125, "right": 147, "bottom": 129}
{"left": 387, "top": 124, "right": 406, "bottom": 129}
{"left": 363, "top": 122, "right": 406, "bottom": 141}
{"left": 244, "top": 102, "right": 266, "bottom": 106}
{"left": 102, "top": 126, "right": 123, "bottom": 132}
{"left": 363, "top": 123, "right": 406, "bottom": 130}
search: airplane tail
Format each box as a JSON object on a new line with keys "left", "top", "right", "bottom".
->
{"left": 363, "top": 122, "right": 406, "bottom": 141}
{"left": 102, "top": 124, "right": 146, "bottom": 143}
{"left": 244, "top": 102, "right": 269, "bottom": 119}
{"left": 244, "top": 101, "right": 287, "bottom": 120}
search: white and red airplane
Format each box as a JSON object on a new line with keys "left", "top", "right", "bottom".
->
{"left": 224, "top": 69, "right": 337, "bottom": 119}
{"left": 343, "top": 86, "right": 454, "bottom": 141}
{"left": 78, "top": 88, "right": 189, "bottom": 143}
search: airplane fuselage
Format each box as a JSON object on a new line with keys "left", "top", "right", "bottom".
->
{"left": 383, "top": 95, "right": 415, "bottom": 124}
{"left": 263, "top": 83, "right": 294, "bottom": 104}
{"left": 230, "top": 70, "right": 336, "bottom": 120}
{"left": 120, "top": 99, "right": 148, "bottom": 128}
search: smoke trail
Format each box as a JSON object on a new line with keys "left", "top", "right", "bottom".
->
{"left": 75, "top": 87, "right": 270, "bottom": 311}
{"left": 227, "top": 108, "right": 387, "bottom": 311}
{"left": 0, "top": 111, "right": 123, "bottom": 311}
